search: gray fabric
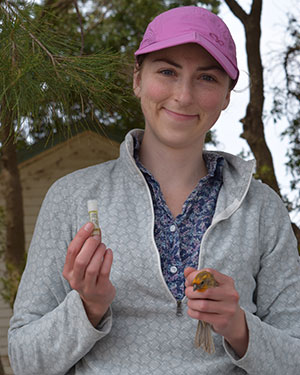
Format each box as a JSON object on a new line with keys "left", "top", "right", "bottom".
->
{"left": 8, "top": 129, "right": 300, "bottom": 374}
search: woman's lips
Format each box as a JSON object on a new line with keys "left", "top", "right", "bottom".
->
{"left": 163, "top": 107, "right": 198, "bottom": 121}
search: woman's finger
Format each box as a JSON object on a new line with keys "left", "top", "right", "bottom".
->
{"left": 84, "top": 243, "right": 107, "bottom": 286}
{"left": 184, "top": 267, "right": 196, "bottom": 278}
{"left": 72, "top": 235, "right": 101, "bottom": 281}
{"left": 98, "top": 248, "right": 113, "bottom": 282}
{"left": 188, "top": 298, "right": 220, "bottom": 314}
{"left": 64, "top": 222, "right": 95, "bottom": 274}
{"left": 187, "top": 308, "right": 219, "bottom": 325}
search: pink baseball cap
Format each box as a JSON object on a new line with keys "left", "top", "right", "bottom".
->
{"left": 135, "top": 6, "right": 239, "bottom": 83}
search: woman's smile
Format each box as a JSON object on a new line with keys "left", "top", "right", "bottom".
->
{"left": 162, "top": 107, "right": 199, "bottom": 122}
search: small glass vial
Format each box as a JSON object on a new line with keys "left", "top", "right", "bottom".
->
{"left": 87, "top": 200, "right": 101, "bottom": 236}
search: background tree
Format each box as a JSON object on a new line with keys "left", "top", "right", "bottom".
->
{"left": 271, "top": 11, "right": 300, "bottom": 217}
{"left": 223, "top": 0, "right": 300, "bottom": 247}
{"left": 0, "top": 0, "right": 130, "bottom": 307}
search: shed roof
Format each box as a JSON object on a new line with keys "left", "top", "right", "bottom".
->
{"left": 16, "top": 124, "right": 125, "bottom": 165}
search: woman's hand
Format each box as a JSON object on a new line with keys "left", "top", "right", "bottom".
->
{"left": 63, "top": 222, "right": 115, "bottom": 327}
{"left": 184, "top": 267, "right": 249, "bottom": 358}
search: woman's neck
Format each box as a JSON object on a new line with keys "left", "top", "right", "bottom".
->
{"left": 139, "top": 133, "right": 207, "bottom": 184}
{"left": 139, "top": 135, "right": 207, "bottom": 218}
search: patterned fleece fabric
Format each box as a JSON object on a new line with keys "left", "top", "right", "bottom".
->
{"left": 8, "top": 129, "right": 300, "bottom": 375}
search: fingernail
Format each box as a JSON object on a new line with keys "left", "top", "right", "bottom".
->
{"left": 93, "top": 235, "right": 101, "bottom": 241}
{"left": 84, "top": 222, "right": 94, "bottom": 232}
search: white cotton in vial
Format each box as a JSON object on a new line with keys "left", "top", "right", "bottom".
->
{"left": 87, "top": 200, "right": 101, "bottom": 236}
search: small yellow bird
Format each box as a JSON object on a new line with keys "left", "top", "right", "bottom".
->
{"left": 192, "top": 270, "right": 219, "bottom": 354}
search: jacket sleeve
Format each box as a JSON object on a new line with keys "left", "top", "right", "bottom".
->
{"left": 8, "top": 179, "right": 112, "bottom": 375}
{"left": 223, "top": 184, "right": 300, "bottom": 374}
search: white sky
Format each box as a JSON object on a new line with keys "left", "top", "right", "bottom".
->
{"left": 213, "top": 1, "right": 300, "bottom": 223}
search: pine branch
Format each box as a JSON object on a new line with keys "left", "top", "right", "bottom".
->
{"left": 0, "top": 0, "right": 131, "bottom": 140}
{"left": 2, "top": 2, "right": 59, "bottom": 69}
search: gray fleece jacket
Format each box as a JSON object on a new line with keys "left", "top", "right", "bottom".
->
{"left": 8, "top": 129, "right": 300, "bottom": 374}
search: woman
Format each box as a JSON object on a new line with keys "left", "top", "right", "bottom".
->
{"left": 8, "top": 6, "right": 300, "bottom": 375}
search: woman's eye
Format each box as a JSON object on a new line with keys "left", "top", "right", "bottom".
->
{"left": 201, "top": 74, "right": 215, "bottom": 82}
{"left": 159, "top": 69, "right": 175, "bottom": 76}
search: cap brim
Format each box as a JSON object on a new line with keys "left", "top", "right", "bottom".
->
{"left": 135, "top": 32, "right": 238, "bottom": 81}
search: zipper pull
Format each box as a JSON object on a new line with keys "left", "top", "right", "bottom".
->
{"left": 176, "top": 300, "right": 183, "bottom": 317}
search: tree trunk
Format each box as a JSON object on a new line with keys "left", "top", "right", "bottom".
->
{"left": 0, "top": 358, "right": 4, "bottom": 375}
{"left": 224, "top": 0, "right": 280, "bottom": 195}
{"left": 0, "top": 112, "right": 25, "bottom": 273}
{"left": 224, "top": 0, "right": 300, "bottom": 249}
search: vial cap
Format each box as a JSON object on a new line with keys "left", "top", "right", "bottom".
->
{"left": 87, "top": 200, "right": 98, "bottom": 212}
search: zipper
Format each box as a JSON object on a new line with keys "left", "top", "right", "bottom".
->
{"left": 176, "top": 300, "right": 183, "bottom": 317}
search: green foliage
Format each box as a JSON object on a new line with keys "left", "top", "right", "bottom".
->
{"left": 0, "top": 1, "right": 131, "bottom": 141}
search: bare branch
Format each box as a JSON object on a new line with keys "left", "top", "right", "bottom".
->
{"left": 223, "top": 0, "right": 248, "bottom": 23}
{"left": 250, "top": 0, "right": 263, "bottom": 18}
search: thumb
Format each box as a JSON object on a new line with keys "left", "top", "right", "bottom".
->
{"left": 184, "top": 267, "right": 196, "bottom": 278}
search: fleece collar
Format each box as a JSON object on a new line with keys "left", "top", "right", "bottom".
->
{"left": 120, "top": 129, "right": 256, "bottom": 220}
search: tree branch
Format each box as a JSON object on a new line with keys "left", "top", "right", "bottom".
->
{"left": 1, "top": 2, "right": 59, "bottom": 69}
{"left": 224, "top": 0, "right": 248, "bottom": 23}
{"left": 250, "top": 0, "right": 263, "bottom": 18}
{"left": 25, "top": 28, "right": 58, "bottom": 67}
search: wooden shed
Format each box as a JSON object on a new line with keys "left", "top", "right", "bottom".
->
{"left": 0, "top": 130, "right": 120, "bottom": 374}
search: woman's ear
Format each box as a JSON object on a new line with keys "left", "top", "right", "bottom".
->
{"left": 222, "top": 89, "right": 231, "bottom": 111}
{"left": 133, "top": 70, "right": 142, "bottom": 98}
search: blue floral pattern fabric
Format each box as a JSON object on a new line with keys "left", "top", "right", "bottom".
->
{"left": 134, "top": 138, "right": 224, "bottom": 301}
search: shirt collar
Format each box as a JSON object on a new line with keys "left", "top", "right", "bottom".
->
{"left": 133, "top": 134, "right": 224, "bottom": 181}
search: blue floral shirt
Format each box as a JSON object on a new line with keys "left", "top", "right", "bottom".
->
{"left": 134, "top": 138, "right": 224, "bottom": 302}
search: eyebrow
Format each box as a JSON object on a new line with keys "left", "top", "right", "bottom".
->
{"left": 152, "top": 58, "right": 225, "bottom": 73}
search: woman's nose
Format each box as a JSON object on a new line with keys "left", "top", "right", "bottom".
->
{"left": 173, "top": 79, "right": 194, "bottom": 106}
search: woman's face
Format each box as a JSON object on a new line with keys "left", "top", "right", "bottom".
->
{"left": 133, "top": 43, "right": 231, "bottom": 150}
